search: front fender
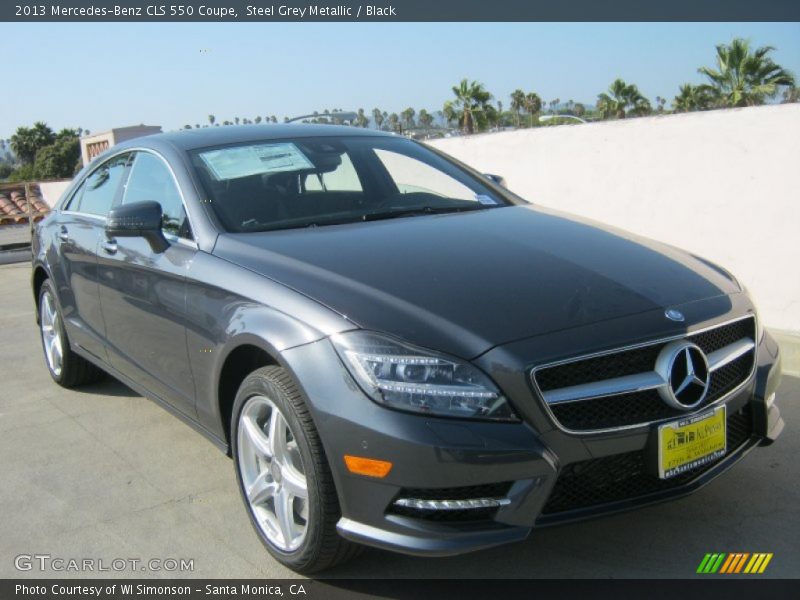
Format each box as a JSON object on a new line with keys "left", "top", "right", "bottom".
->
{"left": 183, "top": 251, "right": 355, "bottom": 442}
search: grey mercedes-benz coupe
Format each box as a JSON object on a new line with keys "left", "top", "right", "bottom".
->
{"left": 32, "top": 125, "right": 784, "bottom": 572}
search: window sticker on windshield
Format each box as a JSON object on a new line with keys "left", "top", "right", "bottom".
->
{"left": 475, "top": 194, "right": 498, "bottom": 205}
{"left": 199, "top": 143, "right": 315, "bottom": 180}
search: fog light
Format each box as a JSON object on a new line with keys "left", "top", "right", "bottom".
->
{"left": 393, "top": 497, "right": 511, "bottom": 510}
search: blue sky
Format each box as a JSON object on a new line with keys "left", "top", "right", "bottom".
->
{"left": 2, "top": 22, "right": 799, "bottom": 137}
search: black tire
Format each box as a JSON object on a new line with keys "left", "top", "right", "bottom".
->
{"left": 231, "top": 366, "right": 361, "bottom": 573}
{"left": 38, "top": 279, "right": 103, "bottom": 388}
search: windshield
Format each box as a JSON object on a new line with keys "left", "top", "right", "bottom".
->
{"left": 189, "top": 135, "right": 514, "bottom": 233}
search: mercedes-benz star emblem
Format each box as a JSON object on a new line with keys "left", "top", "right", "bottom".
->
{"left": 655, "top": 341, "right": 710, "bottom": 410}
{"left": 665, "top": 308, "right": 685, "bottom": 322}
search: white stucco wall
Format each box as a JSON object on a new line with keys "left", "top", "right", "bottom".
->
{"left": 428, "top": 104, "right": 800, "bottom": 332}
{"left": 38, "top": 180, "right": 72, "bottom": 207}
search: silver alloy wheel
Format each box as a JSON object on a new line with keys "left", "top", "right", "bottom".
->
{"left": 40, "top": 290, "right": 63, "bottom": 377}
{"left": 237, "top": 395, "right": 309, "bottom": 552}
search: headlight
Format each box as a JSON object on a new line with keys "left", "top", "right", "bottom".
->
{"left": 331, "top": 331, "right": 519, "bottom": 422}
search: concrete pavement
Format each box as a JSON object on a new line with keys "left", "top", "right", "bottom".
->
{"left": 0, "top": 262, "right": 797, "bottom": 579}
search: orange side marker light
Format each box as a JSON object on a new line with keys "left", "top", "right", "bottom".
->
{"left": 344, "top": 455, "right": 393, "bottom": 478}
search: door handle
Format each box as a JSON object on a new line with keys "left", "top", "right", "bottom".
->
{"left": 102, "top": 239, "right": 118, "bottom": 254}
{"left": 58, "top": 227, "right": 70, "bottom": 243}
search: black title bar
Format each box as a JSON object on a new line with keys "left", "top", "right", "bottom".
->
{"left": 3, "top": 0, "right": 800, "bottom": 22}
{"left": 4, "top": 579, "right": 800, "bottom": 600}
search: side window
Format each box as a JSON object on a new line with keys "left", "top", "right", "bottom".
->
{"left": 63, "top": 179, "right": 87, "bottom": 211}
{"left": 123, "top": 152, "right": 190, "bottom": 239}
{"left": 374, "top": 148, "right": 476, "bottom": 201}
{"left": 74, "top": 154, "right": 130, "bottom": 216}
{"left": 303, "top": 153, "right": 362, "bottom": 192}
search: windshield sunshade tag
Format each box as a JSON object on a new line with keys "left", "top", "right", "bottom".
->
{"left": 199, "top": 143, "right": 315, "bottom": 180}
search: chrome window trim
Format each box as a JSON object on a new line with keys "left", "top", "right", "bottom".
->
{"left": 164, "top": 231, "right": 199, "bottom": 250}
{"left": 529, "top": 314, "right": 758, "bottom": 435}
{"left": 60, "top": 211, "right": 107, "bottom": 222}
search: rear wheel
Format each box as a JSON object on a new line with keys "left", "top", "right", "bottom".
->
{"left": 232, "top": 366, "right": 361, "bottom": 573}
{"left": 38, "top": 279, "right": 103, "bottom": 387}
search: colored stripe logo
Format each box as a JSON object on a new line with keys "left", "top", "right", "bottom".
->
{"left": 697, "top": 553, "right": 773, "bottom": 574}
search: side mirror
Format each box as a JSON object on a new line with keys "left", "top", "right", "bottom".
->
{"left": 106, "top": 201, "right": 169, "bottom": 253}
{"left": 484, "top": 173, "right": 507, "bottom": 188}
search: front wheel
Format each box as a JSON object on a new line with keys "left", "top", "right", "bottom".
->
{"left": 231, "top": 366, "right": 360, "bottom": 573}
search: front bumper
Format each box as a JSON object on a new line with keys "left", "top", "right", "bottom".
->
{"left": 280, "top": 317, "right": 784, "bottom": 557}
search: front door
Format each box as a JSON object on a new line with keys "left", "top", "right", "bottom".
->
{"left": 96, "top": 151, "right": 197, "bottom": 417}
{"left": 52, "top": 153, "right": 130, "bottom": 360}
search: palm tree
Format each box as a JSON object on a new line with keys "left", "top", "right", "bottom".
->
{"left": 698, "top": 38, "right": 795, "bottom": 107}
{"left": 442, "top": 102, "right": 457, "bottom": 128}
{"left": 356, "top": 108, "right": 369, "bottom": 128}
{"left": 400, "top": 107, "right": 416, "bottom": 130}
{"left": 372, "top": 108, "right": 385, "bottom": 130}
{"left": 574, "top": 103, "right": 586, "bottom": 118}
{"left": 10, "top": 122, "right": 56, "bottom": 165}
{"left": 597, "top": 79, "right": 650, "bottom": 119}
{"left": 450, "top": 79, "right": 493, "bottom": 134}
{"left": 783, "top": 86, "right": 800, "bottom": 103}
{"left": 208, "top": 114, "right": 215, "bottom": 126}
{"left": 525, "top": 92, "right": 542, "bottom": 127}
{"left": 388, "top": 113, "right": 400, "bottom": 133}
{"left": 672, "top": 83, "right": 714, "bottom": 112}
{"left": 510, "top": 89, "right": 526, "bottom": 127}
{"left": 418, "top": 109, "right": 434, "bottom": 129}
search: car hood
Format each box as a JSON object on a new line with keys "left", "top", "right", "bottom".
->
{"left": 213, "top": 205, "right": 740, "bottom": 358}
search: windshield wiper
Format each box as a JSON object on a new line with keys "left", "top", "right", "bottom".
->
{"left": 244, "top": 204, "right": 497, "bottom": 232}
{"left": 360, "top": 204, "right": 493, "bottom": 222}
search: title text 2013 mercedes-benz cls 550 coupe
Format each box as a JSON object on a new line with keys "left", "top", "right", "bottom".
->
{"left": 32, "top": 125, "right": 784, "bottom": 572}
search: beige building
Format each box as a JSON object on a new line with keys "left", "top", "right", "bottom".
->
{"left": 80, "top": 125, "right": 162, "bottom": 165}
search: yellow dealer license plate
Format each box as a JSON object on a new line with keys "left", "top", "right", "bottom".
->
{"left": 658, "top": 405, "right": 726, "bottom": 479}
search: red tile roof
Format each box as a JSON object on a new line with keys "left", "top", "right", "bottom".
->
{"left": 0, "top": 184, "right": 50, "bottom": 225}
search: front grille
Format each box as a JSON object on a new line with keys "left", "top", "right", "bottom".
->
{"left": 388, "top": 482, "right": 512, "bottom": 523}
{"left": 550, "top": 352, "right": 754, "bottom": 430}
{"left": 536, "top": 343, "right": 663, "bottom": 392}
{"left": 534, "top": 317, "right": 756, "bottom": 431}
{"left": 706, "top": 353, "right": 754, "bottom": 399}
{"left": 540, "top": 406, "right": 753, "bottom": 517}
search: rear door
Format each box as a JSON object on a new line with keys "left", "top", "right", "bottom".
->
{"left": 53, "top": 153, "right": 130, "bottom": 361}
{"left": 96, "top": 150, "right": 197, "bottom": 417}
